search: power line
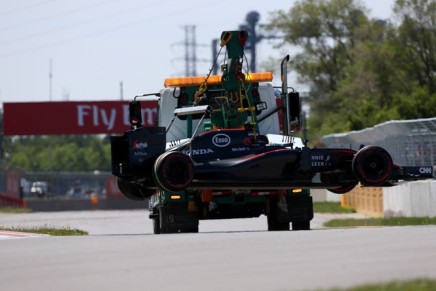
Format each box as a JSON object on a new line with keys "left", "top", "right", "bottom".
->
{"left": 0, "top": 1, "right": 161, "bottom": 47}
{"left": 0, "top": 0, "right": 57, "bottom": 17}
{"left": 0, "top": 0, "right": 231, "bottom": 60}
{"left": 0, "top": 0, "right": 120, "bottom": 32}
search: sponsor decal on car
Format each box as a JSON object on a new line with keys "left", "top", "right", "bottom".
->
{"left": 311, "top": 154, "right": 331, "bottom": 167}
{"left": 132, "top": 140, "right": 148, "bottom": 150}
{"left": 182, "top": 149, "right": 214, "bottom": 155}
{"left": 212, "top": 133, "right": 231, "bottom": 147}
{"left": 419, "top": 167, "right": 433, "bottom": 174}
{"left": 232, "top": 147, "right": 250, "bottom": 152}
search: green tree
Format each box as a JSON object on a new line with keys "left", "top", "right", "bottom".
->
{"left": 268, "top": 0, "right": 436, "bottom": 142}
{"left": 3, "top": 135, "right": 111, "bottom": 172}
{"left": 393, "top": 0, "right": 436, "bottom": 93}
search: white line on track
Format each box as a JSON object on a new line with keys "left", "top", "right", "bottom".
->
{"left": 0, "top": 230, "right": 47, "bottom": 240}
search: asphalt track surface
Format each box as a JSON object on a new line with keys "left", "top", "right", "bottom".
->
{"left": 1, "top": 210, "right": 436, "bottom": 291}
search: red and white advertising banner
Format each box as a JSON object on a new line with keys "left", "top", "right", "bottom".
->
{"left": 3, "top": 100, "right": 158, "bottom": 135}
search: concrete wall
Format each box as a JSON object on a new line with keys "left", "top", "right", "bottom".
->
{"left": 318, "top": 180, "right": 436, "bottom": 218}
{"left": 383, "top": 181, "right": 436, "bottom": 217}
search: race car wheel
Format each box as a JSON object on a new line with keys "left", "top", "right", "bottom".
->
{"left": 327, "top": 184, "right": 357, "bottom": 194}
{"left": 320, "top": 173, "right": 358, "bottom": 194}
{"left": 117, "top": 178, "right": 154, "bottom": 201}
{"left": 154, "top": 152, "right": 194, "bottom": 192}
{"left": 352, "top": 146, "right": 393, "bottom": 186}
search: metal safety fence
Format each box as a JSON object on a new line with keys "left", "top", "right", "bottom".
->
{"left": 322, "top": 117, "right": 436, "bottom": 216}
{"left": 20, "top": 171, "right": 112, "bottom": 199}
{"left": 322, "top": 117, "right": 436, "bottom": 167}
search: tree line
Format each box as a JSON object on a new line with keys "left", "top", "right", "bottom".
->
{"left": 267, "top": 0, "right": 436, "bottom": 142}
{"left": 1, "top": 132, "right": 111, "bottom": 172}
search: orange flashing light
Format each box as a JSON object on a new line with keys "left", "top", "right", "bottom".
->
{"left": 244, "top": 72, "right": 273, "bottom": 83}
{"left": 164, "top": 72, "right": 273, "bottom": 88}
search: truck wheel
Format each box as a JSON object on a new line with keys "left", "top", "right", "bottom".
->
{"left": 158, "top": 206, "right": 174, "bottom": 234}
{"left": 267, "top": 196, "right": 290, "bottom": 231}
{"left": 352, "top": 146, "right": 393, "bottom": 185}
{"left": 153, "top": 216, "right": 160, "bottom": 234}
{"left": 181, "top": 225, "right": 199, "bottom": 233}
{"left": 156, "top": 205, "right": 199, "bottom": 234}
{"left": 154, "top": 152, "right": 194, "bottom": 192}
{"left": 288, "top": 195, "right": 313, "bottom": 231}
{"left": 292, "top": 221, "right": 310, "bottom": 231}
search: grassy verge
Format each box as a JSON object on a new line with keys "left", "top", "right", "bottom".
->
{"left": 0, "top": 207, "right": 32, "bottom": 213}
{"left": 328, "top": 278, "right": 436, "bottom": 291}
{"left": 313, "top": 202, "right": 356, "bottom": 213}
{"left": 324, "top": 216, "right": 436, "bottom": 228}
{"left": 0, "top": 225, "right": 88, "bottom": 236}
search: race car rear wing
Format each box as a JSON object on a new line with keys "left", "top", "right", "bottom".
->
{"left": 392, "top": 165, "right": 434, "bottom": 181}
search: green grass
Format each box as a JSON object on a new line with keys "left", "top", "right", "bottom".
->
{"left": 0, "top": 225, "right": 88, "bottom": 236}
{"left": 313, "top": 202, "right": 356, "bottom": 213}
{"left": 0, "top": 207, "right": 32, "bottom": 213}
{"left": 324, "top": 216, "right": 436, "bottom": 228}
{"left": 327, "top": 278, "right": 436, "bottom": 291}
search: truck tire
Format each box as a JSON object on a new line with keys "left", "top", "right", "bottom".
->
{"left": 292, "top": 221, "right": 310, "bottom": 231}
{"left": 288, "top": 195, "right": 313, "bottom": 231}
{"left": 152, "top": 213, "right": 160, "bottom": 234}
{"left": 158, "top": 206, "right": 174, "bottom": 234}
{"left": 155, "top": 205, "right": 199, "bottom": 234}
{"left": 267, "top": 196, "right": 290, "bottom": 231}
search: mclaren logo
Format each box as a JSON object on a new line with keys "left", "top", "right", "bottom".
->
{"left": 212, "top": 133, "right": 231, "bottom": 147}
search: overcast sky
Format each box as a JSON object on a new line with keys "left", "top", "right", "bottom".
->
{"left": 0, "top": 0, "right": 395, "bottom": 104}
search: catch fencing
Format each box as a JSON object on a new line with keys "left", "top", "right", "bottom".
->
{"left": 21, "top": 171, "right": 112, "bottom": 199}
{"left": 322, "top": 117, "right": 436, "bottom": 167}
{"left": 322, "top": 117, "right": 436, "bottom": 217}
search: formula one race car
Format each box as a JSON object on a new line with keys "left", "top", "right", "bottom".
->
{"left": 113, "top": 118, "right": 434, "bottom": 198}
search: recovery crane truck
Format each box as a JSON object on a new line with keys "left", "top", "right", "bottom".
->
{"left": 111, "top": 30, "right": 434, "bottom": 234}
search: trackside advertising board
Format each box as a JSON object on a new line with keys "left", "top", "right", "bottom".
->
{"left": 3, "top": 101, "right": 158, "bottom": 136}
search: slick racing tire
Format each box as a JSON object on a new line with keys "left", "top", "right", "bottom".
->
{"left": 320, "top": 173, "right": 357, "bottom": 194}
{"left": 352, "top": 146, "right": 393, "bottom": 186}
{"left": 153, "top": 151, "right": 194, "bottom": 192}
{"left": 117, "top": 178, "right": 154, "bottom": 201}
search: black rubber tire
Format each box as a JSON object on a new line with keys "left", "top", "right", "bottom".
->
{"left": 154, "top": 152, "right": 194, "bottom": 192}
{"left": 157, "top": 206, "right": 173, "bottom": 234}
{"left": 267, "top": 196, "right": 290, "bottom": 231}
{"left": 320, "top": 173, "right": 357, "bottom": 194}
{"left": 117, "top": 178, "right": 154, "bottom": 201}
{"left": 352, "top": 146, "right": 393, "bottom": 185}
{"left": 155, "top": 205, "right": 199, "bottom": 234}
{"left": 153, "top": 216, "right": 160, "bottom": 234}
{"left": 292, "top": 221, "right": 310, "bottom": 231}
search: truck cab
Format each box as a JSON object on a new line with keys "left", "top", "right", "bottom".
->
{"left": 111, "top": 30, "right": 313, "bottom": 234}
{"left": 145, "top": 68, "right": 311, "bottom": 234}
